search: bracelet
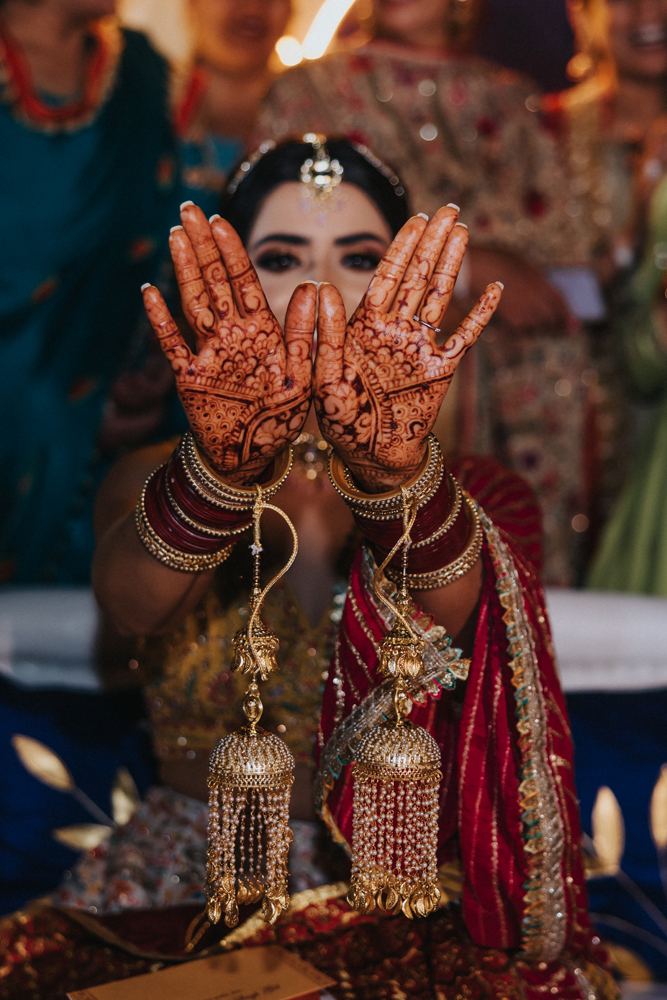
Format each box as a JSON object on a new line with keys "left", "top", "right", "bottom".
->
{"left": 136, "top": 477, "right": 234, "bottom": 572}
{"left": 410, "top": 473, "right": 462, "bottom": 548}
{"left": 180, "top": 431, "right": 293, "bottom": 511}
{"left": 328, "top": 434, "right": 444, "bottom": 521}
{"left": 164, "top": 472, "right": 250, "bottom": 539}
{"left": 135, "top": 434, "right": 294, "bottom": 572}
{"left": 386, "top": 495, "right": 483, "bottom": 590}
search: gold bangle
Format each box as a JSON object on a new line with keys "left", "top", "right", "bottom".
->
{"left": 135, "top": 479, "right": 234, "bottom": 573}
{"left": 386, "top": 495, "right": 483, "bottom": 591}
{"left": 180, "top": 432, "right": 293, "bottom": 512}
{"left": 328, "top": 434, "right": 444, "bottom": 521}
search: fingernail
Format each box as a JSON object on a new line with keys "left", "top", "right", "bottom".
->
{"left": 455, "top": 222, "right": 468, "bottom": 230}
{"left": 170, "top": 225, "right": 183, "bottom": 233}
{"left": 496, "top": 281, "right": 505, "bottom": 290}
{"left": 446, "top": 203, "right": 460, "bottom": 211}
{"left": 209, "top": 213, "right": 221, "bottom": 223}
{"left": 416, "top": 212, "right": 429, "bottom": 220}
{"left": 180, "top": 200, "right": 194, "bottom": 211}
{"left": 141, "top": 283, "right": 151, "bottom": 291}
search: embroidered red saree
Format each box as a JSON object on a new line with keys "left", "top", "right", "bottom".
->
{"left": 0, "top": 457, "right": 618, "bottom": 1000}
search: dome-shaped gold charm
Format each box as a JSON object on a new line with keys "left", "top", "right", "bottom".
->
{"left": 349, "top": 720, "right": 442, "bottom": 919}
{"left": 207, "top": 725, "right": 294, "bottom": 928}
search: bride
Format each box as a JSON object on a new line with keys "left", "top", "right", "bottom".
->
{"left": 1, "top": 137, "right": 618, "bottom": 1000}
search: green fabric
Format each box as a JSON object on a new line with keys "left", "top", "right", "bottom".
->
{"left": 588, "top": 175, "right": 667, "bottom": 595}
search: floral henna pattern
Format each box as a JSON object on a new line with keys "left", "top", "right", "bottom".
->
{"left": 142, "top": 205, "right": 315, "bottom": 484}
{"left": 315, "top": 209, "right": 503, "bottom": 491}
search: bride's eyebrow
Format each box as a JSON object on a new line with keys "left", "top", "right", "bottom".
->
{"left": 251, "top": 233, "right": 309, "bottom": 248}
{"left": 334, "top": 232, "right": 387, "bottom": 246}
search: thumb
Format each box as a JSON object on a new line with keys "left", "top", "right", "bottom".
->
{"left": 284, "top": 281, "right": 317, "bottom": 390}
{"left": 314, "top": 282, "right": 346, "bottom": 392}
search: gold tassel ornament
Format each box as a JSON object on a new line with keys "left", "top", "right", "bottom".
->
{"left": 207, "top": 486, "right": 297, "bottom": 929}
{"left": 348, "top": 492, "right": 443, "bottom": 919}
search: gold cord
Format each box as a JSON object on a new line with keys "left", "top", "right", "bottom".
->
{"left": 371, "top": 490, "right": 419, "bottom": 640}
{"left": 246, "top": 484, "right": 299, "bottom": 673}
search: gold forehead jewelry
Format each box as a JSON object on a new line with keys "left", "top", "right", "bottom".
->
{"left": 300, "top": 132, "right": 344, "bottom": 200}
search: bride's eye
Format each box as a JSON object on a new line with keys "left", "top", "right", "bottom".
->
{"left": 341, "top": 251, "right": 383, "bottom": 271}
{"left": 255, "top": 251, "right": 301, "bottom": 273}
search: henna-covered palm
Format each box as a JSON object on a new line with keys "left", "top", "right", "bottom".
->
{"left": 142, "top": 205, "right": 315, "bottom": 484}
{"left": 314, "top": 206, "right": 503, "bottom": 492}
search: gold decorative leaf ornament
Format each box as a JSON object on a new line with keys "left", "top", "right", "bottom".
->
{"left": 591, "top": 785, "right": 625, "bottom": 876}
{"left": 11, "top": 734, "right": 74, "bottom": 791}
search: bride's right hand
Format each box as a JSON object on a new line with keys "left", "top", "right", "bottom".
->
{"left": 142, "top": 203, "right": 315, "bottom": 485}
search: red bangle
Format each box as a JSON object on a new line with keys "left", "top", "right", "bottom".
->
{"left": 168, "top": 451, "right": 253, "bottom": 533}
{"left": 144, "top": 465, "right": 235, "bottom": 555}
{"left": 353, "top": 470, "right": 471, "bottom": 574}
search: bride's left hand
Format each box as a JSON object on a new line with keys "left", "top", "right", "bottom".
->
{"left": 313, "top": 206, "right": 503, "bottom": 492}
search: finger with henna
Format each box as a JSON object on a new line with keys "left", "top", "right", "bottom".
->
{"left": 440, "top": 282, "right": 503, "bottom": 366}
{"left": 179, "top": 204, "right": 236, "bottom": 327}
{"left": 142, "top": 284, "right": 194, "bottom": 376}
{"left": 394, "top": 205, "right": 459, "bottom": 320}
{"left": 314, "top": 282, "right": 347, "bottom": 392}
{"left": 169, "top": 225, "right": 218, "bottom": 348}
{"left": 284, "top": 282, "right": 317, "bottom": 391}
{"left": 419, "top": 222, "right": 469, "bottom": 331}
{"left": 361, "top": 214, "right": 427, "bottom": 315}
{"left": 210, "top": 216, "right": 269, "bottom": 320}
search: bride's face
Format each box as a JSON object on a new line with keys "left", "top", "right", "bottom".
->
{"left": 247, "top": 182, "right": 394, "bottom": 326}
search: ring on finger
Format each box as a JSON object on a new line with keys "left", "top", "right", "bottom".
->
{"left": 413, "top": 314, "right": 441, "bottom": 335}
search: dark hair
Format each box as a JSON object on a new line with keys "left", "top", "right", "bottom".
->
{"left": 219, "top": 137, "right": 410, "bottom": 244}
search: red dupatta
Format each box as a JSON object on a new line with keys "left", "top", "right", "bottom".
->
{"left": 315, "top": 456, "right": 592, "bottom": 963}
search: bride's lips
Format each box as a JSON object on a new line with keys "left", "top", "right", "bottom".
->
{"left": 629, "top": 22, "right": 667, "bottom": 49}
{"left": 228, "top": 16, "right": 269, "bottom": 40}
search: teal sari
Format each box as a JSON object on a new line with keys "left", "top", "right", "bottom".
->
{"left": 0, "top": 21, "right": 181, "bottom": 583}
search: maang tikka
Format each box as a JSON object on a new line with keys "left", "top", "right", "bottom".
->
{"left": 300, "top": 133, "right": 344, "bottom": 202}
{"left": 349, "top": 491, "right": 442, "bottom": 919}
{"left": 206, "top": 485, "right": 297, "bottom": 929}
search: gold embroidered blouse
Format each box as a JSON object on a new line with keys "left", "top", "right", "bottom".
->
{"left": 137, "top": 575, "right": 345, "bottom": 767}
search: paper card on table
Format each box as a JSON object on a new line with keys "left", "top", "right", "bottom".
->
{"left": 67, "top": 944, "right": 336, "bottom": 1000}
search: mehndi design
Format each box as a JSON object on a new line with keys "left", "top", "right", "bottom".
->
{"left": 142, "top": 204, "right": 315, "bottom": 485}
{"left": 314, "top": 207, "right": 503, "bottom": 491}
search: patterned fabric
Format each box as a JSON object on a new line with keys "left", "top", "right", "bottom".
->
{"left": 256, "top": 42, "right": 598, "bottom": 585}
{"left": 258, "top": 42, "right": 588, "bottom": 266}
{"left": 54, "top": 786, "right": 329, "bottom": 914}
{"left": 0, "top": 17, "right": 180, "bottom": 583}
{"left": 0, "top": 889, "right": 619, "bottom": 1000}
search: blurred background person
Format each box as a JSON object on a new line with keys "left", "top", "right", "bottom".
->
{"left": 543, "top": 0, "right": 667, "bottom": 568}
{"left": 0, "top": 0, "right": 181, "bottom": 914}
{"left": 0, "top": 0, "right": 180, "bottom": 585}
{"left": 257, "top": 0, "right": 596, "bottom": 586}
{"left": 175, "top": 0, "right": 291, "bottom": 217}
{"left": 588, "top": 169, "right": 667, "bottom": 597}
